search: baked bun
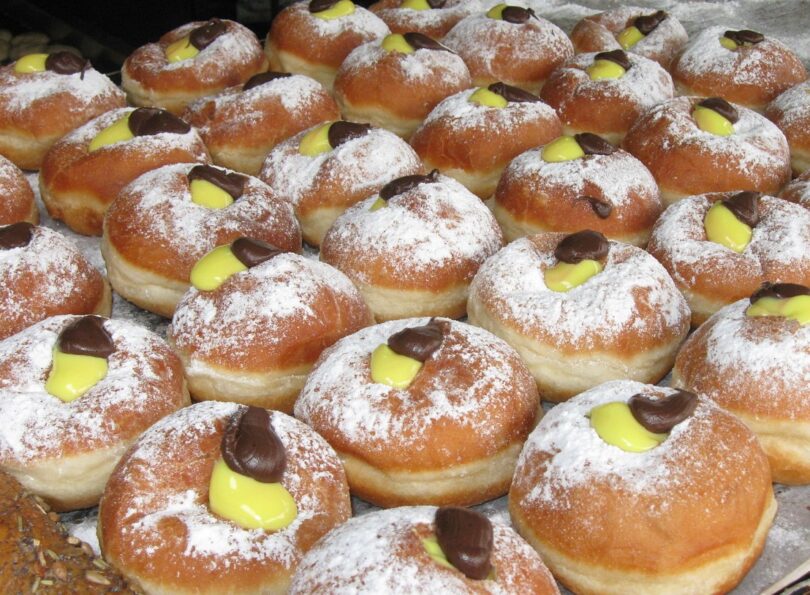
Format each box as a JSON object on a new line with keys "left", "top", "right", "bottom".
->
{"left": 410, "top": 83, "right": 562, "bottom": 198}
{"left": 467, "top": 231, "right": 690, "bottom": 401}
{"left": 266, "top": 0, "right": 390, "bottom": 91}
{"left": 765, "top": 80, "right": 810, "bottom": 175}
{"left": 182, "top": 72, "right": 340, "bottom": 176}
{"left": 289, "top": 506, "right": 560, "bottom": 594}
{"left": 0, "top": 52, "right": 126, "bottom": 170}
{"left": 169, "top": 245, "right": 373, "bottom": 412}
{"left": 0, "top": 223, "right": 111, "bottom": 341}
{"left": 622, "top": 96, "right": 791, "bottom": 206}
{"left": 671, "top": 26, "right": 808, "bottom": 112}
{"left": 320, "top": 171, "right": 503, "bottom": 321}
{"left": 672, "top": 287, "right": 810, "bottom": 484}
{"left": 295, "top": 317, "right": 539, "bottom": 506}
{"left": 102, "top": 163, "right": 302, "bottom": 317}
{"left": 369, "top": 1, "right": 473, "bottom": 39}
{"left": 443, "top": 7, "right": 573, "bottom": 93}
{"left": 647, "top": 192, "right": 810, "bottom": 326}
{"left": 334, "top": 33, "right": 472, "bottom": 139}
{"left": 259, "top": 121, "right": 423, "bottom": 246}
{"left": 540, "top": 50, "right": 674, "bottom": 145}
{"left": 39, "top": 107, "right": 210, "bottom": 235}
{"left": 0, "top": 154, "right": 37, "bottom": 224}
{"left": 493, "top": 134, "right": 662, "bottom": 246}
{"left": 509, "top": 380, "right": 776, "bottom": 595}
{"left": 0, "top": 315, "right": 189, "bottom": 510}
{"left": 122, "top": 18, "right": 268, "bottom": 115}
{"left": 99, "top": 402, "right": 352, "bottom": 594}
{"left": 569, "top": 7, "right": 688, "bottom": 70}
{"left": 781, "top": 170, "right": 810, "bottom": 210}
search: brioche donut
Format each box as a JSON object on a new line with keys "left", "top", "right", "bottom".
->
{"left": 492, "top": 134, "right": 663, "bottom": 246}
{"left": 509, "top": 380, "right": 776, "bottom": 595}
{"left": 539, "top": 50, "right": 674, "bottom": 145}
{"left": 442, "top": 6, "right": 573, "bottom": 93}
{"left": 765, "top": 80, "right": 810, "bottom": 175}
{"left": 39, "top": 107, "right": 210, "bottom": 236}
{"left": 0, "top": 315, "right": 189, "bottom": 511}
{"left": 290, "top": 506, "right": 560, "bottom": 594}
{"left": 122, "top": 18, "right": 268, "bottom": 115}
{"left": 782, "top": 170, "right": 810, "bottom": 210}
{"left": 169, "top": 246, "right": 373, "bottom": 412}
{"left": 569, "top": 7, "right": 688, "bottom": 71}
{"left": 671, "top": 26, "right": 808, "bottom": 112}
{"left": 295, "top": 317, "right": 539, "bottom": 506}
{"left": 333, "top": 33, "right": 472, "bottom": 139}
{"left": 467, "top": 231, "right": 690, "bottom": 402}
{"left": 409, "top": 83, "right": 561, "bottom": 198}
{"left": 0, "top": 52, "right": 125, "bottom": 170}
{"left": 673, "top": 285, "right": 810, "bottom": 484}
{"left": 265, "top": 0, "right": 390, "bottom": 91}
{"left": 321, "top": 172, "right": 503, "bottom": 321}
{"left": 99, "top": 401, "right": 351, "bottom": 594}
{"left": 622, "top": 96, "right": 791, "bottom": 206}
{"left": 0, "top": 223, "right": 111, "bottom": 341}
{"left": 182, "top": 72, "right": 340, "bottom": 176}
{"left": 0, "top": 154, "right": 37, "bottom": 224}
{"left": 259, "top": 121, "right": 422, "bottom": 246}
{"left": 102, "top": 163, "right": 302, "bottom": 318}
{"left": 369, "top": 1, "right": 472, "bottom": 39}
{"left": 647, "top": 192, "right": 810, "bottom": 327}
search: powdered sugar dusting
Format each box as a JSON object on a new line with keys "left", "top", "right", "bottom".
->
{"left": 782, "top": 173, "right": 810, "bottom": 209}
{"left": 339, "top": 40, "right": 470, "bottom": 84}
{"left": 289, "top": 2, "right": 390, "bottom": 38}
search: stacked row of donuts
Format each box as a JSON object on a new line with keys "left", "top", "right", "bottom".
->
{"left": 0, "top": 1, "right": 809, "bottom": 593}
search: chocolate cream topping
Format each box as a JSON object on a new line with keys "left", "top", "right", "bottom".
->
{"left": 0, "top": 222, "right": 34, "bottom": 250}
{"left": 379, "top": 169, "right": 440, "bottom": 200}
{"left": 403, "top": 32, "right": 453, "bottom": 52}
{"left": 328, "top": 121, "right": 372, "bottom": 148}
{"left": 435, "top": 507, "right": 493, "bottom": 581}
{"left": 309, "top": 0, "right": 342, "bottom": 13}
{"left": 387, "top": 318, "right": 448, "bottom": 362}
{"left": 721, "top": 191, "right": 760, "bottom": 227}
{"left": 578, "top": 196, "right": 613, "bottom": 219}
{"left": 554, "top": 230, "right": 609, "bottom": 264}
{"left": 488, "top": 82, "right": 540, "bottom": 103}
{"left": 190, "top": 18, "right": 227, "bottom": 51}
{"left": 574, "top": 133, "right": 616, "bottom": 156}
{"left": 45, "top": 51, "right": 89, "bottom": 77}
{"left": 633, "top": 10, "right": 667, "bottom": 35}
{"left": 750, "top": 282, "right": 810, "bottom": 303}
{"left": 595, "top": 49, "right": 631, "bottom": 71}
{"left": 243, "top": 71, "right": 291, "bottom": 91}
{"left": 57, "top": 316, "right": 115, "bottom": 359}
{"left": 697, "top": 97, "right": 739, "bottom": 123}
{"left": 128, "top": 107, "right": 191, "bottom": 136}
{"left": 628, "top": 389, "right": 698, "bottom": 434}
{"left": 425, "top": 0, "right": 446, "bottom": 7}
{"left": 230, "top": 237, "right": 283, "bottom": 268}
{"left": 221, "top": 406, "right": 286, "bottom": 483}
{"left": 501, "top": 6, "right": 536, "bottom": 24}
{"left": 188, "top": 164, "right": 247, "bottom": 199}
{"left": 724, "top": 29, "right": 765, "bottom": 45}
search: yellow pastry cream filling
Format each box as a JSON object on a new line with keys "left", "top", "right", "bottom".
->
{"left": 370, "top": 319, "right": 446, "bottom": 389}
{"left": 704, "top": 202, "right": 752, "bottom": 253}
{"left": 189, "top": 244, "right": 248, "bottom": 291}
{"left": 381, "top": 33, "right": 415, "bottom": 55}
{"left": 45, "top": 351, "right": 108, "bottom": 403}
{"left": 14, "top": 53, "right": 48, "bottom": 73}
{"left": 401, "top": 0, "right": 432, "bottom": 9}
{"left": 541, "top": 135, "right": 585, "bottom": 162}
{"left": 299, "top": 122, "right": 334, "bottom": 156}
{"left": 88, "top": 113, "right": 134, "bottom": 152}
{"left": 692, "top": 105, "right": 734, "bottom": 136}
{"left": 469, "top": 87, "right": 508, "bottom": 108}
{"left": 165, "top": 36, "right": 199, "bottom": 62}
{"left": 589, "top": 402, "right": 667, "bottom": 453}
{"left": 190, "top": 178, "right": 234, "bottom": 209}
{"left": 370, "top": 344, "right": 423, "bottom": 389}
{"left": 747, "top": 295, "right": 810, "bottom": 325}
{"left": 617, "top": 26, "right": 644, "bottom": 49}
{"left": 587, "top": 59, "right": 626, "bottom": 81}
{"left": 486, "top": 3, "right": 508, "bottom": 19}
{"left": 544, "top": 260, "right": 603, "bottom": 292}
{"left": 311, "top": 0, "right": 355, "bottom": 20}
{"left": 369, "top": 197, "right": 387, "bottom": 211}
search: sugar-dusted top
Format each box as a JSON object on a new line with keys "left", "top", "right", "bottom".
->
{"left": 766, "top": 80, "right": 810, "bottom": 137}
{"left": 782, "top": 172, "right": 810, "bottom": 210}
{"left": 285, "top": 1, "right": 390, "bottom": 39}
{"left": 339, "top": 39, "right": 471, "bottom": 84}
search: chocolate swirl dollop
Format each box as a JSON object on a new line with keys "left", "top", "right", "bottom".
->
{"left": 574, "top": 133, "right": 616, "bottom": 156}
{"left": 578, "top": 196, "right": 613, "bottom": 219}
{"left": 633, "top": 10, "right": 667, "bottom": 35}
{"left": 379, "top": 170, "right": 440, "bottom": 201}
{"left": 0, "top": 222, "right": 35, "bottom": 250}
{"left": 243, "top": 71, "right": 291, "bottom": 91}
{"left": 231, "top": 237, "right": 283, "bottom": 269}
{"left": 188, "top": 165, "right": 247, "bottom": 200}
{"left": 724, "top": 29, "right": 764, "bottom": 46}
{"left": 387, "top": 318, "right": 448, "bottom": 362}
{"left": 189, "top": 18, "right": 227, "bottom": 51}
{"left": 554, "top": 230, "right": 609, "bottom": 264}
{"left": 309, "top": 0, "right": 343, "bottom": 13}
{"left": 628, "top": 389, "right": 698, "bottom": 434}
{"left": 45, "top": 51, "right": 90, "bottom": 77}
{"left": 128, "top": 107, "right": 191, "bottom": 136}
{"left": 328, "top": 121, "right": 372, "bottom": 149}
{"left": 57, "top": 316, "right": 115, "bottom": 359}
{"left": 697, "top": 97, "right": 738, "bottom": 124}
{"left": 488, "top": 82, "right": 540, "bottom": 103}
{"left": 435, "top": 507, "right": 493, "bottom": 581}
{"left": 402, "top": 32, "right": 453, "bottom": 52}
{"left": 221, "top": 406, "right": 286, "bottom": 483}
{"left": 595, "top": 49, "right": 631, "bottom": 71}
{"left": 750, "top": 282, "right": 810, "bottom": 303}
{"left": 424, "top": 0, "right": 446, "bottom": 7}
{"left": 501, "top": 6, "right": 536, "bottom": 24}
{"left": 721, "top": 191, "right": 760, "bottom": 227}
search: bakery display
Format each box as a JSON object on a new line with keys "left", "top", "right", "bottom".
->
{"left": 265, "top": 0, "right": 390, "bottom": 91}
{"left": 121, "top": 18, "right": 268, "bottom": 115}
{"left": 0, "top": 223, "right": 111, "bottom": 341}
{"left": 492, "top": 133, "right": 663, "bottom": 246}
{"left": 569, "top": 7, "right": 688, "bottom": 70}
{"left": 509, "top": 380, "right": 776, "bottom": 595}
{"left": 102, "top": 163, "right": 302, "bottom": 317}
{"left": 182, "top": 71, "right": 340, "bottom": 175}
{"left": 647, "top": 191, "right": 810, "bottom": 326}
{"left": 295, "top": 317, "right": 539, "bottom": 506}
{"left": 671, "top": 26, "right": 808, "bottom": 112}
{"left": 539, "top": 50, "right": 674, "bottom": 144}
{"left": 369, "top": 0, "right": 473, "bottom": 39}
{"left": 0, "top": 51, "right": 126, "bottom": 170}
{"left": 622, "top": 96, "right": 792, "bottom": 205}
{"left": 765, "top": 80, "right": 810, "bottom": 174}
{"left": 99, "top": 401, "right": 352, "bottom": 594}
{"left": 169, "top": 241, "right": 373, "bottom": 412}
{"left": 409, "top": 82, "right": 562, "bottom": 198}
{"left": 333, "top": 31, "right": 472, "bottom": 138}
{"left": 672, "top": 283, "right": 810, "bottom": 484}
{"left": 0, "top": 315, "right": 189, "bottom": 510}
{"left": 289, "top": 506, "right": 560, "bottom": 594}
{"left": 39, "top": 106, "right": 210, "bottom": 236}
{"left": 467, "top": 231, "right": 690, "bottom": 401}
{"left": 259, "top": 120, "right": 423, "bottom": 246}
{"left": 0, "top": 153, "right": 37, "bottom": 225}
{"left": 782, "top": 170, "right": 810, "bottom": 210}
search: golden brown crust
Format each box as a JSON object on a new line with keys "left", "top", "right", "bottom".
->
{"left": 0, "top": 154, "right": 37, "bottom": 224}
{"left": 765, "top": 81, "right": 810, "bottom": 175}
{"left": 781, "top": 170, "right": 810, "bottom": 209}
